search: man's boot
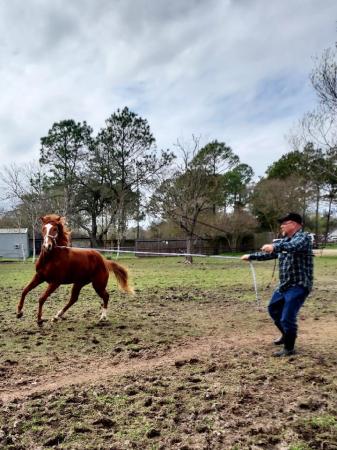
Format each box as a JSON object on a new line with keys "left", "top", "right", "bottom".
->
{"left": 273, "top": 333, "right": 296, "bottom": 357}
{"left": 273, "top": 322, "right": 284, "bottom": 345}
{"left": 273, "top": 336, "right": 285, "bottom": 345}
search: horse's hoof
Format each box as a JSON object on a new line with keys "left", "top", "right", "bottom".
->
{"left": 52, "top": 316, "right": 65, "bottom": 323}
{"left": 16, "top": 311, "right": 23, "bottom": 319}
{"left": 37, "top": 318, "right": 47, "bottom": 327}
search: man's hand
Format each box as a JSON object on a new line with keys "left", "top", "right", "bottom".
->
{"left": 241, "top": 255, "right": 250, "bottom": 261}
{"left": 261, "top": 244, "right": 274, "bottom": 253}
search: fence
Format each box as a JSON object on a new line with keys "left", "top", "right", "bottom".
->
{"left": 29, "top": 233, "right": 271, "bottom": 256}
{"left": 135, "top": 236, "right": 255, "bottom": 256}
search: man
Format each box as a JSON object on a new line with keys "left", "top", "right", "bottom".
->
{"left": 241, "top": 213, "right": 313, "bottom": 357}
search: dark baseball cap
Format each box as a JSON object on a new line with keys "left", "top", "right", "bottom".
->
{"left": 278, "top": 212, "right": 303, "bottom": 225}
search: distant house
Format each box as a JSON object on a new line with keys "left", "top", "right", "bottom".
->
{"left": 0, "top": 228, "right": 29, "bottom": 259}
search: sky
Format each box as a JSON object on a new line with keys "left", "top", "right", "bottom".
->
{"left": 0, "top": 0, "right": 337, "bottom": 180}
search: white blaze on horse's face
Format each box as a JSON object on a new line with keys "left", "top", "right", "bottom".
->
{"left": 43, "top": 223, "right": 58, "bottom": 252}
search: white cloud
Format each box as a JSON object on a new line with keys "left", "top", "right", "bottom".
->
{"left": 0, "top": 0, "right": 336, "bottom": 178}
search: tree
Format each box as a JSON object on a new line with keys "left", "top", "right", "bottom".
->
{"left": 266, "top": 144, "right": 326, "bottom": 235}
{"left": 150, "top": 137, "right": 217, "bottom": 262}
{"left": 222, "top": 163, "right": 254, "bottom": 211}
{"left": 311, "top": 46, "right": 337, "bottom": 113}
{"left": 285, "top": 39, "right": 337, "bottom": 239}
{"left": 192, "top": 140, "right": 239, "bottom": 175}
{"left": 40, "top": 119, "right": 93, "bottom": 218}
{"left": 251, "top": 177, "right": 304, "bottom": 235}
{"left": 320, "top": 148, "right": 337, "bottom": 242}
{"left": 0, "top": 163, "right": 52, "bottom": 260}
{"left": 219, "top": 210, "right": 257, "bottom": 251}
{"left": 266, "top": 151, "right": 306, "bottom": 179}
{"left": 192, "top": 140, "right": 240, "bottom": 213}
{"left": 75, "top": 175, "right": 115, "bottom": 247}
{"left": 96, "top": 107, "right": 174, "bottom": 246}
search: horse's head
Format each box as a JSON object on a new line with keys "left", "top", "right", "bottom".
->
{"left": 41, "top": 215, "right": 61, "bottom": 252}
{"left": 41, "top": 214, "right": 71, "bottom": 251}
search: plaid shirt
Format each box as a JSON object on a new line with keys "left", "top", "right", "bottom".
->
{"left": 248, "top": 230, "right": 313, "bottom": 292}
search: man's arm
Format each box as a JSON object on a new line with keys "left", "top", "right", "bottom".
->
{"left": 241, "top": 251, "right": 277, "bottom": 261}
{"left": 273, "top": 232, "right": 310, "bottom": 253}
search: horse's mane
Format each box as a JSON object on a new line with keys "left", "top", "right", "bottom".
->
{"left": 41, "top": 214, "right": 71, "bottom": 247}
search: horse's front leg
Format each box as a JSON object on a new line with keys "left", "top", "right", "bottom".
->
{"left": 37, "top": 283, "right": 60, "bottom": 326}
{"left": 17, "top": 273, "right": 43, "bottom": 318}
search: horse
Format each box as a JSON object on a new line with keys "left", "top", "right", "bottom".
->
{"left": 17, "top": 214, "right": 134, "bottom": 325}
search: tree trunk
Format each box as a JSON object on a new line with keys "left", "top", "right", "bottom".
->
{"left": 185, "top": 237, "right": 193, "bottom": 264}
{"left": 324, "top": 193, "right": 333, "bottom": 244}
{"left": 315, "top": 186, "right": 320, "bottom": 238}
{"left": 32, "top": 218, "right": 36, "bottom": 262}
{"left": 90, "top": 213, "right": 98, "bottom": 247}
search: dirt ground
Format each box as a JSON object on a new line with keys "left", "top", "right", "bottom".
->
{"left": 0, "top": 258, "right": 336, "bottom": 449}
{"left": 0, "top": 313, "right": 336, "bottom": 400}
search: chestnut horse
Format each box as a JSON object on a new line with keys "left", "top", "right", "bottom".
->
{"left": 17, "top": 214, "right": 133, "bottom": 325}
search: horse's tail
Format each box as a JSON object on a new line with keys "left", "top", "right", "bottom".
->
{"left": 105, "top": 260, "right": 134, "bottom": 294}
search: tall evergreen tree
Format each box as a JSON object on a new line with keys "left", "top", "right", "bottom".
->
{"left": 96, "top": 107, "right": 174, "bottom": 244}
{"left": 40, "top": 119, "right": 93, "bottom": 218}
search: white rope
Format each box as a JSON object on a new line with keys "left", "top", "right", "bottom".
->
{"left": 87, "top": 248, "right": 242, "bottom": 259}
{"left": 249, "top": 261, "right": 260, "bottom": 307}
{"left": 76, "top": 247, "right": 261, "bottom": 306}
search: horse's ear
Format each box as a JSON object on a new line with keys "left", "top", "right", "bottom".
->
{"left": 40, "top": 216, "right": 46, "bottom": 224}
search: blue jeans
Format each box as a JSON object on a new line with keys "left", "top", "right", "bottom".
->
{"left": 268, "top": 285, "right": 309, "bottom": 342}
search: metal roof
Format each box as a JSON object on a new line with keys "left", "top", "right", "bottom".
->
{"left": 0, "top": 228, "right": 28, "bottom": 234}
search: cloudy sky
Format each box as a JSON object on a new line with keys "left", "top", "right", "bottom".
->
{"left": 0, "top": 0, "right": 336, "bottom": 178}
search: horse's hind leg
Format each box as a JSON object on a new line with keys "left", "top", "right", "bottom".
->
{"left": 17, "top": 273, "right": 43, "bottom": 318}
{"left": 37, "top": 282, "right": 60, "bottom": 325}
{"left": 53, "top": 283, "right": 83, "bottom": 322}
{"left": 92, "top": 278, "right": 109, "bottom": 321}
{"left": 98, "top": 289, "right": 109, "bottom": 321}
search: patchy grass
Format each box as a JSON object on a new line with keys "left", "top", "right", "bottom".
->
{"left": 0, "top": 255, "right": 336, "bottom": 449}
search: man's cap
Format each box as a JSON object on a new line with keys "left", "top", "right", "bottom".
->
{"left": 278, "top": 212, "right": 303, "bottom": 225}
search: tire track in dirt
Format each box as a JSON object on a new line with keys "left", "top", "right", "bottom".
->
{"left": 1, "top": 319, "right": 336, "bottom": 404}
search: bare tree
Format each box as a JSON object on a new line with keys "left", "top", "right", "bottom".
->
{"left": 219, "top": 210, "right": 257, "bottom": 251}
{"left": 288, "top": 109, "right": 337, "bottom": 238}
{"left": 311, "top": 47, "right": 337, "bottom": 113}
{"left": 150, "top": 137, "right": 217, "bottom": 263}
{"left": 288, "top": 42, "right": 337, "bottom": 161}
{"left": 287, "top": 46, "right": 337, "bottom": 237}
{"left": 0, "top": 162, "right": 51, "bottom": 260}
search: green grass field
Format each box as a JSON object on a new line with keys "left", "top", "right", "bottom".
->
{"left": 0, "top": 255, "right": 336, "bottom": 449}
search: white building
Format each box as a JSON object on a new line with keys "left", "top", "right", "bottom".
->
{"left": 0, "top": 228, "right": 29, "bottom": 259}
